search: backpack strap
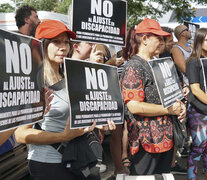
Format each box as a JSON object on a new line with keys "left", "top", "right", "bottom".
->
{"left": 130, "top": 56, "right": 154, "bottom": 80}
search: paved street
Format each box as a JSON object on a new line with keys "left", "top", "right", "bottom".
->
{"left": 20, "top": 135, "right": 205, "bottom": 180}
{"left": 101, "top": 135, "right": 205, "bottom": 180}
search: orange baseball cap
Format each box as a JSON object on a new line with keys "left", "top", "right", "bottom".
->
{"left": 136, "top": 18, "right": 171, "bottom": 36}
{"left": 35, "top": 20, "right": 76, "bottom": 40}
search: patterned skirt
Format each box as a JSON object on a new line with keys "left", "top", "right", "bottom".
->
{"left": 188, "top": 105, "right": 207, "bottom": 147}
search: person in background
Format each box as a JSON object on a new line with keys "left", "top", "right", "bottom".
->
{"left": 186, "top": 28, "right": 207, "bottom": 180}
{"left": 172, "top": 24, "right": 192, "bottom": 86}
{"left": 157, "top": 26, "right": 187, "bottom": 175}
{"left": 159, "top": 27, "right": 175, "bottom": 58}
{"left": 102, "top": 45, "right": 124, "bottom": 66}
{"left": 70, "top": 41, "right": 94, "bottom": 60}
{"left": 70, "top": 43, "right": 108, "bottom": 174}
{"left": 88, "top": 43, "right": 129, "bottom": 177}
{"left": 172, "top": 24, "right": 193, "bottom": 159}
{"left": 70, "top": 41, "right": 125, "bottom": 175}
{"left": 70, "top": 41, "right": 124, "bottom": 67}
{"left": 2, "top": 6, "right": 51, "bottom": 148}
{"left": 114, "top": 49, "right": 131, "bottom": 171}
{"left": 0, "top": 4, "right": 43, "bottom": 152}
{"left": 15, "top": 5, "right": 41, "bottom": 36}
{"left": 70, "top": 41, "right": 126, "bottom": 176}
{"left": 15, "top": 20, "right": 116, "bottom": 180}
{"left": 120, "top": 18, "right": 186, "bottom": 175}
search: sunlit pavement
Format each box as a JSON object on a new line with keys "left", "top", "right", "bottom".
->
{"left": 101, "top": 135, "right": 205, "bottom": 180}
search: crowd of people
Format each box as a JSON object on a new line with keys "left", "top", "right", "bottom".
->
{"left": 0, "top": 4, "right": 207, "bottom": 180}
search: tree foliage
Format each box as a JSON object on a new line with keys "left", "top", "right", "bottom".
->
{"left": 56, "top": 0, "right": 72, "bottom": 14}
{"left": 24, "top": 0, "right": 71, "bottom": 13}
{"left": 126, "top": 0, "right": 204, "bottom": 28}
{"left": 24, "top": 0, "right": 58, "bottom": 12}
{"left": 0, "top": 3, "right": 14, "bottom": 13}
{"left": 1, "top": 0, "right": 207, "bottom": 28}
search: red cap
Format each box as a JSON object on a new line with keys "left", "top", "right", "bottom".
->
{"left": 136, "top": 18, "right": 171, "bottom": 36}
{"left": 35, "top": 20, "right": 76, "bottom": 40}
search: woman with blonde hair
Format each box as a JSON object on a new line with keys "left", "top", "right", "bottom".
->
{"left": 15, "top": 20, "right": 116, "bottom": 180}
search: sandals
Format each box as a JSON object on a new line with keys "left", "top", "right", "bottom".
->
{"left": 122, "top": 157, "right": 131, "bottom": 167}
{"left": 114, "top": 166, "right": 130, "bottom": 178}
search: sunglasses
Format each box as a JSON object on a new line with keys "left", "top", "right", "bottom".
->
{"left": 180, "top": 28, "right": 189, "bottom": 35}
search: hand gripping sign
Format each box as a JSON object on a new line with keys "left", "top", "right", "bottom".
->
{"left": 64, "top": 58, "right": 124, "bottom": 129}
{"left": 0, "top": 29, "right": 45, "bottom": 132}
{"left": 148, "top": 57, "right": 184, "bottom": 108}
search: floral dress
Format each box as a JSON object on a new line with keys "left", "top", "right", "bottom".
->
{"left": 120, "top": 55, "right": 173, "bottom": 155}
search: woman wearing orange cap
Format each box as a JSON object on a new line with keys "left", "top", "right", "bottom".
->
{"left": 15, "top": 20, "right": 116, "bottom": 180}
{"left": 120, "top": 18, "right": 186, "bottom": 175}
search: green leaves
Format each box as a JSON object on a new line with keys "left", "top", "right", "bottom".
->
{"left": 127, "top": 0, "right": 200, "bottom": 28}
{"left": 24, "top": 0, "right": 58, "bottom": 12}
{"left": 0, "top": 3, "right": 14, "bottom": 13}
{"left": 24, "top": 0, "right": 71, "bottom": 14}
{"left": 1, "top": 0, "right": 206, "bottom": 29}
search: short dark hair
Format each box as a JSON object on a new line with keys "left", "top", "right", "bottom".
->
{"left": 15, "top": 5, "right": 37, "bottom": 29}
{"left": 161, "top": 26, "right": 173, "bottom": 41}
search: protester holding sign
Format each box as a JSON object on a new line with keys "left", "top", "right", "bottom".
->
{"left": 120, "top": 18, "right": 186, "bottom": 175}
{"left": 157, "top": 26, "right": 187, "bottom": 175}
{"left": 70, "top": 41, "right": 126, "bottom": 175}
{"left": 186, "top": 28, "right": 207, "bottom": 180}
{"left": 1, "top": 5, "right": 44, "bottom": 164}
{"left": 70, "top": 41, "right": 124, "bottom": 66}
{"left": 88, "top": 44, "right": 129, "bottom": 176}
{"left": 15, "top": 20, "right": 116, "bottom": 180}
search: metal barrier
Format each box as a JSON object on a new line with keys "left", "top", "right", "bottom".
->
{"left": 0, "top": 144, "right": 29, "bottom": 180}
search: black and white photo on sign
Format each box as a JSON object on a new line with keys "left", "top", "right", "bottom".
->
{"left": 184, "top": 21, "right": 200, "bottom": 44}
{"left": 0, "top": 29, "right": 45, "bottom": 132}
{"left": 72, "top": 0, "right": 126, "bottom": 46}
{"left": 201, "top": 58, "right": 207, "bottom": 93}
{"left": 64, "top": 58, "right": 124, "bottom": 129}
{"left": 148, "top": 57, "right": 184, "bottom": 108}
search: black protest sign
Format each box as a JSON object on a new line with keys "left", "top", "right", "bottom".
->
{"left": 64, "top": 58, "right": 124, "bottom": 129}
{"left": 184, "top": 21, "right": 200, "bottom": 44}
{"left": 201, "top": 58, "right": 207, "bottom": 93}
{"left": 72, "top": 0, "right": 126, "bottom": 46}
{"left": 0, "top": 29, "right": 45, "bottom": 132}
{"left": 148, "top": 57, "right": 184, "bottom": 108}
